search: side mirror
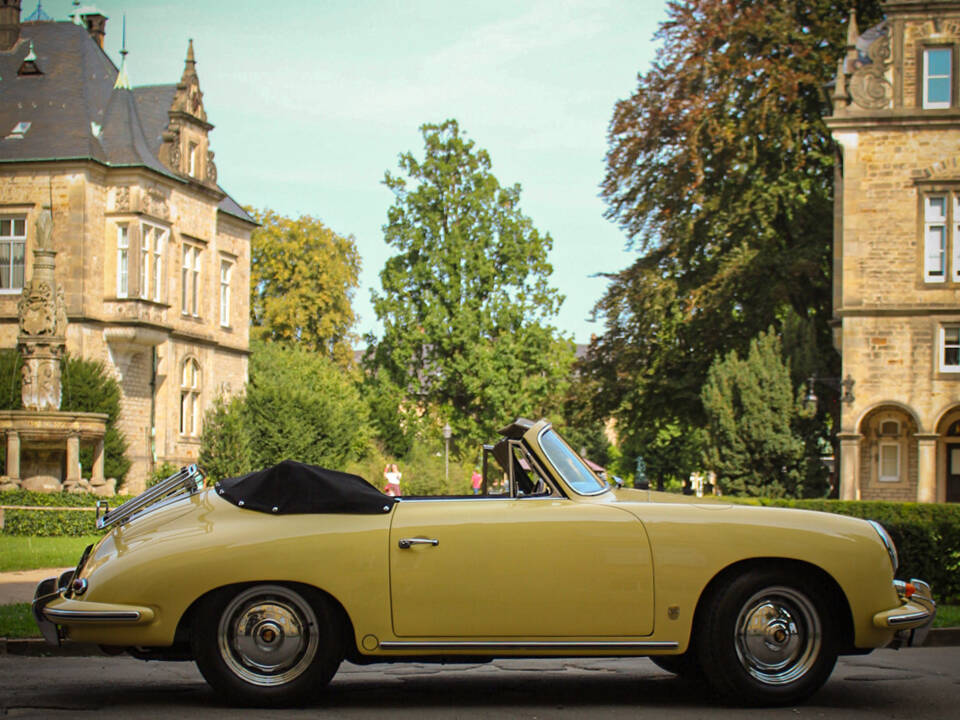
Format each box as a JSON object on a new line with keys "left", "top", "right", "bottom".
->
{"left": 612, "top": 476, "right": 624, "bottom": 489}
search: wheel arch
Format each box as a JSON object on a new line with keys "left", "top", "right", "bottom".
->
{"left": 173, "top": 580, "right": 358, "bottom": 655}
{"left": 691, "top": 557, "right": 855, "bottom": 653}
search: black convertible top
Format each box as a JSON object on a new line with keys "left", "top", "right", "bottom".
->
{"left": 215, "top": 460, "right": 396, "bottom": 515}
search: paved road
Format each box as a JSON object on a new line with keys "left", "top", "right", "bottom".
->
{"left": 1, "top": 647, "right": 959, "bottom": 719}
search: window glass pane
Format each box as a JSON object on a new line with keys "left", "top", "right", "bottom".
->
{"left": 926, "top": 196, "right": 947, "bottom": 220}
{"left": 951, "top": 447, "right": 960, "bottom": 474}
{"left": 928, "top": 77, "right": 951, "bottom": 104}
{"left": 881, "top": 445, "right": 899, "bottom": 479}
{"left": 0, "top": 242, "right": 9, "bottom": 289}
{"left": 13, "top": 219, "right": 24, "bottom": 236}
{"left": 928, "top": 48, "right": 952, "bottom": 76}
{"left": 945, "top": 327, "right": 960, "bottom": 368}
{"left": 11, "top": 241, "right": 24, "bottom": 288}
{"left": 0, "top": 220, "right": 9, "bottom": 236}
{"left": 926, "top": 226, "right": 946, "bottom": 276}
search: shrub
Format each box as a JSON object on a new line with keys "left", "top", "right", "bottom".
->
{"left": 60, "top": 355, "right": 131, "bottom": 483}
{"left": 245, "top": 342, "right": 371, "bottom": 469}
{"left": 0, "top": 489, "right": 131, "bottom": 536}
{"left": 199, "top": 394, "right": 253, "bottom": 482}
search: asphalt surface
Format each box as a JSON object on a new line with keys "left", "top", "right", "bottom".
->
{"left": 1, "top": 647, "right": 959, "bottom": 719}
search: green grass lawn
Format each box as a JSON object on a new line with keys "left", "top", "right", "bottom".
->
{"left": 0, "top": 535, "right": 100, "bottom": 572}
{"left": 0, "top": 603, "right": 38, "bottom": 638}
{"left": 935, "top": 603, "right": 960, "bottom": 628}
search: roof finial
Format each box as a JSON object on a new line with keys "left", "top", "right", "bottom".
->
{"left": 846, "top": 8, "right": 860, "bottom": 48}
{"left": 113, "top": 15, "right": 130, "bottom": 90}
{"left": 181, "top": 38, "right": 197, "bottom": 82}
{"left": 71, "top": 0, "right": 83, "bottom": 26}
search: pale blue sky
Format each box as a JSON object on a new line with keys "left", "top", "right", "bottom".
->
{"left": 41, "top": 0, "right": 667, "bottom": 343}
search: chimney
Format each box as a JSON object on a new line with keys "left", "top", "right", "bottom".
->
{"left": 82, "top": 10, "right": 107, "bottom": 48}
{"left": 0, "top": 0, "right": 22, "bottom": 52}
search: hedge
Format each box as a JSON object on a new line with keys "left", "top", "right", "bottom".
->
{"left": 0, "top": 490, "right": 131, "bottom": 537}
{"left": 732, "top": 499, "right": 960, "bottom": 603}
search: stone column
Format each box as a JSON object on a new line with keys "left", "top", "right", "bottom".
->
{"left": 5, "top": 431, "right": 19, "bottom": 479}
{"left": 92, "top": 437, "right": 105, "bottom": 485}
{"left": 915, "top": 433, "right": 939, "bottom": 503}
{"left": 837, "top": 432, "right": 861, "bottom": 501}
{"left": 66, "top": 433, "right": 80, "bottom": 483}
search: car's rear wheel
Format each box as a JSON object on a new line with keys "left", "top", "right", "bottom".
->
{"left": 696, "top": 569, "right": 837, "bottom": 706}
{"left": 192, "top": 583, "right": 343, "bottom": 706}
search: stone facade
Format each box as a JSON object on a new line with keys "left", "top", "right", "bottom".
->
{"left": 827, "top": 0, "right": 960, "bottom": 502}
{"left": 0, "top": 14, "right": 253, "bottom": 492}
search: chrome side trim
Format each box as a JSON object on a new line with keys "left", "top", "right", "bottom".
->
{"left": 378, "top": 640, "right": 679, "bottom": 651}
{"left": 44, "top": 608, "right": 141, "bottom": 622}
{"left": 888, "top": 611, "right": 931, "bottom": 626}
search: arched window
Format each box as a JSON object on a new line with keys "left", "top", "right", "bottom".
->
{"left": 180, "top": 358, "right": 201, "bottom": 437}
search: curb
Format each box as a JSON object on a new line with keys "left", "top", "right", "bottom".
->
{"left": 3, "top": 629, "right": 960, "bottom": 657}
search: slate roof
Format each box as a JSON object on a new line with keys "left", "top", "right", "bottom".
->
{"left": 0, "top": 21, "right": 253, "bottom": 224}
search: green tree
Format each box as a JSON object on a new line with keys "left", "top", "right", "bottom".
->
{"left": 582, "top": 1, "right": 883, "bottom": 465}
{"left": 363, "top": 370, "right": 416, "bottom": 458}
{"left": 245, "top": 341, "right": 370, "bottom": 469}
{"left": 701, "top": 329, "right": 824, "bottom": 497}
{"left": 0, "top": 349, "right": 21, "bottom": 410}
{"left": 370, "top": 119, "right": 574, "bottom": 448}
{"left": 60, "top": 355, "right": 131, "bottom": 483}
{"left": 250, "top": 208, "right": 362, "bottom": 366}
{"left": 199, "top": 393, "right": 253, "bottom": 482}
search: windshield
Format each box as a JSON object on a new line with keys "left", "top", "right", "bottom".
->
{"left": 538, "top": 428, "right": 607, "bottom": 495}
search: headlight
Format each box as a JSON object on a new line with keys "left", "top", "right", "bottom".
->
{"left": 868, "top": 520, "right": 899, "bottom": 574}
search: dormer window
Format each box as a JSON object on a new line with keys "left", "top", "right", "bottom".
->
{"left": 923, "top": 47, "right": 953, "bottom": 109}
{"left": 6, "top": 122, "right": 31, "bottom": 140}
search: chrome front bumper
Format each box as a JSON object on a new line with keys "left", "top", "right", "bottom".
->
{"left": 873, "top": 578, "right": 937, "bottom": 648}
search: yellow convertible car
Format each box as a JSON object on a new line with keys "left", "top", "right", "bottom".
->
{"left": 33, "top": 418, "right": 935, "bottom": 707}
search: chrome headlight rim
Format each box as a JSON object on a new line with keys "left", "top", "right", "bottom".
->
{"left": 868, "top": 520, "right": 899, "bottom": 574}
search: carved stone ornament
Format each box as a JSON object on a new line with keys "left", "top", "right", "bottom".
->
{"left": 206, "top": 149, "right": 218, "bottom": 185}
{"left": 850, "top": 33, "right": 892, "bottom": 110}
{"left": 146, "top": 186, "right": 169, "bottom": 219}
{"left": 115, "top": 186, "right": 130, "bottom": 211}
{"left": 17, "top": 281, "right": 56, "bottom": 336}
{"left": 20, "top": 356, "right": 62, "bottom": 411}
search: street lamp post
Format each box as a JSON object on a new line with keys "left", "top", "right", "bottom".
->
{"left": 442, "top": 422, "right": 452, "bottom": 486}
{"left": 804, "top": 375, "right": 856, "bottom": 410}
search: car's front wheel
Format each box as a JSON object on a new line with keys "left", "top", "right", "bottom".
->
{"left": 697, "top": 569, "right": 837, "bottom": 706}
{"left": 192, "top": 583, "right": 343, "bottom": 706}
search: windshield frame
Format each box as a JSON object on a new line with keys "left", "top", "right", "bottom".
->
{"left": 534, "top": 425, "right": 609, "bottom": 497}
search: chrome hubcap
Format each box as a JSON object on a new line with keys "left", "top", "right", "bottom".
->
{"left": 218, "top": 585, "right": 318, "bottom": 686}
{"left": 735, "top": 586, "right": 821, "bottom": 686}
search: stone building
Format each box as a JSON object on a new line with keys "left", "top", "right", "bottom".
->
{"left": 827, "top": 0, "right": 960, "bottom": 502}
{"left": 0, "top": 3, "right": 253, "bottom": 492}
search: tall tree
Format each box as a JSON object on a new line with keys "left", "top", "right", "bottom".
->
{"left": 370, "top": 120, "right": 574, "bottom": 447}
{"left": 701, "top": 328, "right": 825, "bottom": 498}
{"left": 581, "top": 0, "right": 883, "bottom": 460}
{"left": 250, "top": 208, "right": 361, "bottom": 366}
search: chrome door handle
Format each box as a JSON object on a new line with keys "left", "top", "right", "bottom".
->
{"left": 398, "top": 537, "right": 439, "bottom": 549}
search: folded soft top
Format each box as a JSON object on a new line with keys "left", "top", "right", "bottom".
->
{"left": 215, "top": 460, "right": 396, "bottom": 515}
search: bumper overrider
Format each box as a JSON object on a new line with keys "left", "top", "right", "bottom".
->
{"left": 873, "top": 578, "right": 937, "bottom": 648}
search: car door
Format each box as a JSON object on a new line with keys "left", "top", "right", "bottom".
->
{"left": 389, "top": 495, "right": 654, "bottom": 638}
